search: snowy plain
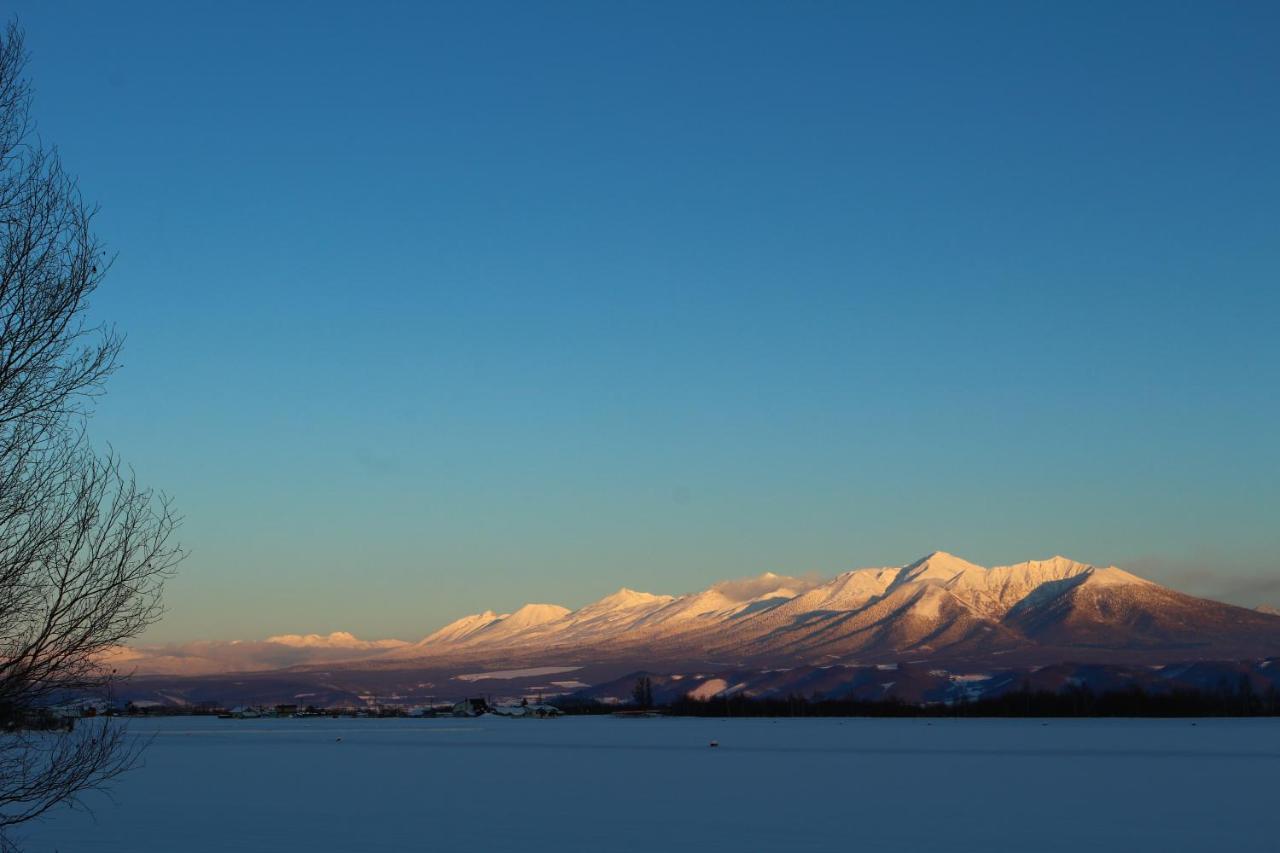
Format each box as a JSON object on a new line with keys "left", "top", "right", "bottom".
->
{"left": 15, "top": 715, "right": 1278, "bottom": 852}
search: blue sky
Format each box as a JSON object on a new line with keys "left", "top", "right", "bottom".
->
{"left": 9, "top": 2, "right": 1279, "bottom": 641}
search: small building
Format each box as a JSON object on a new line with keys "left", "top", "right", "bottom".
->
{"left": 451, "top": 697, "right": 489, "bottom": 717}
{"left": 492, "top": 701, "right": 561, "bottom": 718}
{"left": 49, "top": 702, "right": 86, "bottom": 720}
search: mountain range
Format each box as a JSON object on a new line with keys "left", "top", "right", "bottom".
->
{"left": 116, "top": 551, "right": 1280, "bottom": 679}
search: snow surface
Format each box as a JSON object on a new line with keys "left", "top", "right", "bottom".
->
{"left": 687, "top": 678, "right": 730, "bottom": 700}
{"left": 454, "top": 665, "right": 581, "bottom": 681}
{"left": 13, "top": 716, "right": 1278, "bottom": 852}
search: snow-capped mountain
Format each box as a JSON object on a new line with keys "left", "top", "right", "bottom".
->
{"left": 388, "top": 551, "right": 1280, "bottom": 668}
{"left": 113, "top": 551, "right": 1280, "bottom": 677}
{"left": 264, "top": 631, "right": 407, "bottom": 651}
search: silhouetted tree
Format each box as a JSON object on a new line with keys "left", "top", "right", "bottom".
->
{"left": 632, "top": 676, "right": 653, "bottom": 709}
{"left": 0, "top": 22, "right": 182, "bottom": 846}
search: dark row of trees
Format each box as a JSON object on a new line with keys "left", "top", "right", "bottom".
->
{"left": 557, "top": 675, "right": 1280, "bottom": 718}
{"left": 663, "top": 681, "right": 1280, "bottom": 718}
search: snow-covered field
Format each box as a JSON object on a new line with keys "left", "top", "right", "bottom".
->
{"left": 15, "top": 716, "right": 1277, "bottom": 852}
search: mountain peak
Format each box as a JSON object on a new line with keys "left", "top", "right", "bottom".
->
{"left": 1043, "top": 555, "right": 1092, "bottom": 569}
{"left": 1080, "top": 565, "right": 1150, "bottom": 587}
{"left": 416, "top": 610, "right": 504, "bottom": 647}
{"left": 600, "top": 588, "right": 672, "bottom": 606}
{"left": 614, "top": 586, "right": 653, "bottom": 598}
{"left": 910, "top": 550, "right": 984, "bottom": 568}
{"left": 505, "top": 603, "right": 570, "bottom": 623}
{"left": 896, "top": 551, "right": 986, "bottom": 586}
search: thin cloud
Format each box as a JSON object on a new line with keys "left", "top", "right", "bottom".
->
{"left": 1123, "top": 554, "right": 1280, "bottom": 608}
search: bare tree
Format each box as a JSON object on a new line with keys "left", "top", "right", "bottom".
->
{"left": 632, "top": 675, "right": 653, "bottom": 709}
{"left": 0, "top": 21, "right": 181, "bottom": 845}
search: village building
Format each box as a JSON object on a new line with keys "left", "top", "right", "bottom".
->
{"left": 451, "top": 697, "right": 489, "bottom": 717}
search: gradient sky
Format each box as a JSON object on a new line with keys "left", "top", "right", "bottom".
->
{"left": 9, "top": 2, "right": 1280, "bottom": 642}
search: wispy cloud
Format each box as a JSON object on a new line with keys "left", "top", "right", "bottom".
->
{"left": 1123, "top": 554, "right": 1280, "bottom": 609}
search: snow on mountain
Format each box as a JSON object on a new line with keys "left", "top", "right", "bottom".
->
{"left": 545, "top": 588, "right": 676, "bottom": 641}
{"left": 102, "top": 630, "right": 411, "bottom": 675}
{"left": 384, "top": 552, "right": 1280, "bottom": 667}
{"left": 398, "top": 592, "right": 679, "bottom": 658}
{"left": 727, "top": 555, "right": 1186, "bottom": 662}
{"left": 728, "top": 576, "right": 1016, "bottom": 662}
{"left": 787, "top": 567, "right": 901, "bottom": 612}
{"left": 1001, "top": 569, "right": 1274, "bottom": 651}
{"left": 629, "top": 572, "right": 817, "bottom": 632}
{"left": 265, "top": 631, "right": 408, "bottom": 650}
{"left": 944, "top": 556, "right": 1109, "bottom": 618}
{"left": 416, "top": 611, "right": 504, "bottom": 647}
{"left": 115, "top": 552, "right": 1280, "bottom": 675}
{"left": 502, "top": 603, "right": 573, "bottom": 627}
{"left": 685, "top": 566, "right": 899, "bottom": 652}
{"left": 889, "top": 550, "right": 986, "bottom": 590}
{"left": 445, "top": 603, "right": 571, "bottom": 647}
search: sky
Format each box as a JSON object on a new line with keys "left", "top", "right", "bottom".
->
{"left": 7, "top": 2, "right": 1279, "bottom": 642}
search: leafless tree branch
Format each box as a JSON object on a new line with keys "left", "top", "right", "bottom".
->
{"left": 0, "top": 21, "right": 182, "bottom": 847}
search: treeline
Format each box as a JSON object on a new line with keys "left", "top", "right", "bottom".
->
{"left": 559, "top": 678, "right": 1280, "bottom": 718}
{"left": 0, "top": 702, "right": 75, "bottom": 731}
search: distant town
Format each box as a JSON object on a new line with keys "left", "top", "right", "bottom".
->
{"left": 36, "top": 696, "right": 565, "bottom": 724}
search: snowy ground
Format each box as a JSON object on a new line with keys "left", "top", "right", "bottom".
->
{"left": 14, "top": 716, "right": 1278, "bottom": 852}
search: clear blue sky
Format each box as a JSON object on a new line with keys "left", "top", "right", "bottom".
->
{"left": 10, "top": 2, "right": 1279, "bottom": 641}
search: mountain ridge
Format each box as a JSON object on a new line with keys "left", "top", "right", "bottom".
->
{"left": 382, "top": 551, "right": 1280, "bottom": 667}
{"left": 115, "top": 552, "right": 1280, "bottom": 676}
